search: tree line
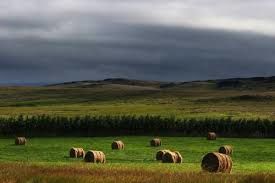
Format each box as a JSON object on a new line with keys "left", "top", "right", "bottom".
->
{"left": 0, "top": 115, "right": 274, "bottom": 137}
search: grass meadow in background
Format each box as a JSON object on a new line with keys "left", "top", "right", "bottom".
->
{"left": 1, "top": 85, "right": 275, "bottom": 119}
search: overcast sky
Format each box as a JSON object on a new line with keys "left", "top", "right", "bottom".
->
{"left": 1, "top": 0, "right": 275, "bottom": 84}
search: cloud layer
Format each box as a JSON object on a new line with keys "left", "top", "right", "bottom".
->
{"left": 0, "top": 0, "right": 275, "bottom": 83}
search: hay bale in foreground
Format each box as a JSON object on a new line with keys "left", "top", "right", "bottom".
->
{"left": 150, "top": 138, "right": 161, "bottom": 147}
{"left": 162, "top": 151, "right": 183, "bottom": 163}
{"left": 15, "top": 137, "right": 26, "bottom": 145}
{"left": 84, "top": 150, "right": 106, "bottom": 163}
{"left": 219, "top": 145, "right": 233, "bottom": 156}
{"left": 111, "top": 141, "right": 125, "bottom": 150}
{"left": 207, "top": 132, "right": 217, "bottom": 140}
{"left": 69, "top": 148, "right": 85, "bottom": 158}
{"left": 201, "top": 152, "right": 232, "bottom": 173}
{"left": 156, "top": 150, "right": 171, "bottom": 161}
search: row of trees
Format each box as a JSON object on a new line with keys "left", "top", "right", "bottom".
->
{"left": 0, "top": 115, "right": 274, "bottom": 137}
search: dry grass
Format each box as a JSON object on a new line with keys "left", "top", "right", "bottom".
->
{"left": 1, "top": 163, "right": 275, "bottom": 183}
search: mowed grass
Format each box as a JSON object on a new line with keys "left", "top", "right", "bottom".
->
{"left": 1, "top": 137, "right": 275, "bottom": 173}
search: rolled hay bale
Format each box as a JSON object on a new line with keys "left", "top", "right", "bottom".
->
{"left": 15, "top": 137, "right": 27, "bottom": 145}
{"left": 174, "top": 151, "right": 183, "bottom": 163}
{"left": 201, "top": 152, "right": 232, "bottom": 173}
{"left": 162, "top": 151, "right": 183, "bottom": 163}
{"left": 150, "top": 138, "right": 161, "bottom": 147}
{"left": 111, "top": 141, "right": 125, "bottom": 150}
{"left": 219, "top": 145, "right": 233, "bottom": 156}
{"left": 207, "top": 132, "right": 217, "bottom": 140}
{"left": 84, "top": 150, "right": 106, "bottom": 163}
{"left": 69, "top": 148, "right": 85, "bottom": 158}
{"left": 156, "top": 150, "right": 171, "bottom": 161}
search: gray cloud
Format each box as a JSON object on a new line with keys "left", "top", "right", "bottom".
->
{"left": 0, "top": 0, "right": 275, "bottom": 84}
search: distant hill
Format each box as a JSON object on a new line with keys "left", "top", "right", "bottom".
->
{"left": 47, "top": 78, "right": 171, "bottom": 89}
{"left": 0, "top": 82, "right": 50, "bottom": 86}
{"left": 47, "top": 76, "right": 275, "bottom": 90}
{"left": 214, "top": 76, "right": 275, "bottom": 89}
{"left": 2, "top": 75, "right": 275, "bottom": 119}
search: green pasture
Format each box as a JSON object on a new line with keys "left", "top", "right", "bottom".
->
{"left": 1, "top": 137, "right": 275, "bottom": 173}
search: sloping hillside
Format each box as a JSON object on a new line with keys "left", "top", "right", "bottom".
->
{"left": 48, "top": 76, "right": 275, "bottom": 90}
{"left": 48, "top": 78, "right": 169, "bottom": 89}
{"left": 1, "top": 76, "right": 275, "bottom": 118}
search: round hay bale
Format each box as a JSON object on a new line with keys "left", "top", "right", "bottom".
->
{"left": 111, "top": 141, "right": 125, "bottom": 150}
{"left": 15, "top": 137, "right": 27, "bottom": 145}
{"left": 84, "top": 150, "right": 106, "bottom": 163}
{"left": 156, "top": 150, "right": 170, "bottom": 161}
{"left": 219, "top": 145, "right": 233, "bottom": 156}
{"left": 69, "top": 148, "right": 85, "bottom": 158}
{"left": 174, "top": 151, "right": 183, "bottom": 163}
{"left": 150, "top": 138, "right": 161, "bottom": 147}
{"left": 201, "top": 152, "right": 232, "bottom": 173}
{"left": 207, "top": 132, "right": 217, "bottom": 140}
{"left": 162, "top": 151, "right": 182, "bottom": 163}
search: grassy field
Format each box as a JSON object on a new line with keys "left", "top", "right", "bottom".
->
{"left": 1, "top": 84, "right": 275, "bottom": 120}
{"left": 1, "top": 136, "right": 275, "bottom": 173}
{"left": 2, "top": 163, "right": 275, "bottom": 183}
{"left": 1, "top": 79, "right": 275, "bottom": 182}
{"left": 1, "top": 136, "right": 275, "bottom": 182}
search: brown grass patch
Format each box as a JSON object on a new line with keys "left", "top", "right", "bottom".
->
{"left": 1, "top": 163, "right": 275, "bottom": 183}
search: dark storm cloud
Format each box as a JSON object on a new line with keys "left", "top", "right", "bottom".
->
{"left": 0, "top": 0, "right": 275, "bottom": 83}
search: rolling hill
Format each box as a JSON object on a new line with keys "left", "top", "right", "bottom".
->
{"left": 48, "top": 76, "right": 275, "bottom": 90}
{"left": 1, "top": 76, "right": 275, "bottom": 119}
